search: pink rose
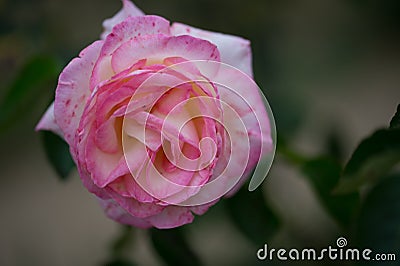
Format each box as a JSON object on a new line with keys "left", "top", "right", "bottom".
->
{"left": 36, "top": 0, "right": 274, "bottom": 228}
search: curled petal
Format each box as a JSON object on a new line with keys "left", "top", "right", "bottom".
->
{"left": 35, "top": 102, "right": 63, "bottom": 138}
{"left": 101, "top": 0, "right": 145, "bottom": 39}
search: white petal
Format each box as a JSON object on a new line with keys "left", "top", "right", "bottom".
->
{"left": 171, "top": 22, "right": 253, "bottom": 77}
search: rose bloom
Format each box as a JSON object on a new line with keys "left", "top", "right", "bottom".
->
{"left": 37, "top": 0, "right": 273, "bottom": 228}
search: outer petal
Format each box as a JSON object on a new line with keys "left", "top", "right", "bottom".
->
{"left": 54, "top": 40, "right": 103, "bottom": 146}
{"left": 105, "top": 188, "right": 164, "bottom": 218}
{"left": 146, "top": 206, "right": 194, "bottom": 229}
{"left": 101, "top": 0, "right": 145, "bottom": 39}
{"left": 35, "top": 102, "right": 63, "bottom": 138}
{"left": 213, "top": 66, "right": 272, "bottom": 153}
{"left": 213, "top": 66, "right": 273, "bottom": 196}
{"left": 77, "top": 166, "right": 111, "bottom": 199}
{"left": 171, "top": 22, "right": 253, "bottom": 77}
{"left": 190, "top": 199, "right": 219, "bottom": 215}
{"left": 99, "top": 198, "right": 152, "bottom": 228}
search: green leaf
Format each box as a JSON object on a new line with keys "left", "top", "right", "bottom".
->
{"left": 356, "top": 173, "right": 400, "bottom": 259}
{"left": 301, "top": 158, "right": 359, "bottom": 226}
{"left": 334, "top": 128, "right": 400, "bottom": 193}
{"left": 150, "top": 228, "right": 201, "bottom": 266}
{"left": 225, "top": 187, "right": 280, "bottom": 246}
{"left": 390, "top": 104, "right": 400, "bottom": 129}
{"left": 41, "top": 131, "right": 75, "bottom": 180}
{"left": 0, "top": 55, "right": 60, "bottom": 133}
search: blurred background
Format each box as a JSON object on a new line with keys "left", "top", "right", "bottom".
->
{"left": 0, "top": 0, "right": 399, "bottom": 265}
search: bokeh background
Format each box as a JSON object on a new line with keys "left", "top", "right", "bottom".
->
{"left": 0, "top": 0, "right": 399, "bottom": 265}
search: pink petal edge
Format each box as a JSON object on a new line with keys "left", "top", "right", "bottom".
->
{"left": 54, "top": 40, "right": 103, "bottom": 146}
{"left": 101, "top": 0, "right": 145, "bottom": 39}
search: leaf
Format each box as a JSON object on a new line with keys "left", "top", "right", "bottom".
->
{"left": 334, "top": 128, "right": 400, "bottom": 193}
{"left": 301, "top": 158, "right": 359, "bottom": 226}
{"left": 41, "top": 131, "right": 75, "bottom": 180}
{"left": 0, "top": 55, "right": 60, "bottom": 133}
{"left": 390, "top": 104, "right": 400, "bottom": 129}
{"left": 356, "top": 173, "right": 400, "bottom": 259}
{"left": 150, "top": 228, "right": 201, "bottom": 266}
{"left": 225, "top": 186, "right": 280, "bottom": 246}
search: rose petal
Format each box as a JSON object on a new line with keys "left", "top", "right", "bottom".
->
{"left": 214, "top": 66, "right": 272, "bottom": 154}
{"left": 111, "top": 34, "right": 220, "bottom": 75}
{"left": 100, "top": 0, "right": 145, "bottom": 39}
{"left": 214, "top": 66, "right": 273, "bottom": 196}
{"left": 54, "top": 40, "right": 103, "bottom": 146}
{"left": 92, "top": 16, "right": 171, "bottom": 89}
{"left": 35, "top": 102, "right": 63, "bottom": 137}
{"left": 160, "top": 168, "right": 212, "bottom": 205}
{"left": 108, "top": 174, "right": 155, "bottom": 203}
{"left": 85, "top": 135, "right": 124, "bottom": 188}
{"left": 106, "top": 188, "right": 164, "bottom": 218}
{"left": 73, "top": 102, "right": 111, "bottom": 200}
{"left": 190, "top": 199, "right": 219, "bottom": 215}
{"left": 95, "top": 116, "right": 121, "bottom": 153}
{"left": 124, "top": 117, "right": 162, "bottom": 151}
{"left": 99, "top": 198, "right": 152, "bottom": 228}
{"left": 123, "top": 136, "right": 152, "bottom": 178}
{"left": 146, "top": 206, "right": 194, "bottom": 229}
{"left": 124, "top": 174, "right": 155, "bottom": 202}
{"left": 144, "top": 151, "right": 195, "bottom": 199}
{"left": 171, "top": 22, "right": 253, "bottom": 77}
